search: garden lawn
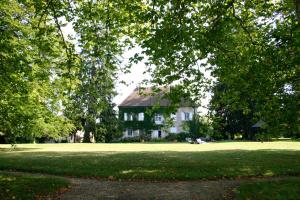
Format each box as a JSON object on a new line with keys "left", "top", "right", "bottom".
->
{"left": 234, "top": 178, "right": 300, "bottom": 200}
{"left": 0, "top": 142, "right": 300, "bottom": 180}
{"left": 0, "top": 172, "right": 70, "bottom": 200}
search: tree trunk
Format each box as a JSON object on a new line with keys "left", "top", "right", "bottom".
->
{"left": 83, "top": 121, "right": 91, "bottom": 143}
{"left": 295, "top": 0, "right": 300, "bottom": 24}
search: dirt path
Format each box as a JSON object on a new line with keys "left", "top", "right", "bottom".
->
{"left": 60, "top": 178, "right": 239, "bottom": 200}
{"left": 2, "top": 171, "right": 300, "bottom": 200}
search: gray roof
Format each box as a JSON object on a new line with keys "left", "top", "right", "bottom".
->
{"left": 252, "top": 120, "right": 266, "bottom": 128}
{"left": 118, "top": 87, "right": 170, "bottom": 107}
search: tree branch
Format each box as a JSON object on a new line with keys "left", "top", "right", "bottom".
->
{"left": 231, "top": 3, "right": 257, "bottom": 46}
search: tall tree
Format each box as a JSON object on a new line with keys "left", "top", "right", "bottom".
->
{"left": 0, "top": 0, "right": 76, "bottom": 143}
{"left": 131, "top": 0, "right": 300, "bottom": 137}
{"left": 66, "top": 0, "right": 127, "bottom": 142}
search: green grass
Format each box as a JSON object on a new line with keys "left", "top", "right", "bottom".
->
{"left": 234, "top": 178, "right": 300, "bottom": 200}
{"left": 0, "top": 142, "right": 300, "bottom": 180}
{"left": 0, "top": 172, "right": 70, "bottom": 200}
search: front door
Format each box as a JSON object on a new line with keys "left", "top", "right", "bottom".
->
{"left": 158, "top": 130, "right": 162, "bottom": 138}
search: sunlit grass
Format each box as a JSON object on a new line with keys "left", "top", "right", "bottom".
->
{"left": 0, "top": 141, "right": 299, "bottom": 152}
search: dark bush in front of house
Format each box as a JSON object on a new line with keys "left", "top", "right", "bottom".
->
{"left": 164, "top": 133, "right": 177, "bottom": 141}
{"left": 116, "top": 136, "right": 141, "bottom": 143}
{"left": 165, "top": 133, "right": 191, "bottom": 142}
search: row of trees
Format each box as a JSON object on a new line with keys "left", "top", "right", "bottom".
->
{"left": 1, "top": 0, "right": 299, "bottom": 143}
{"left": 0, "top": 0, "right": 125, "bottom": 143}
{"left": 134, "top": 0, "right": 300, "bottom": 139}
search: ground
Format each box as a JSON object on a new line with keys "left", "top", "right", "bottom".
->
{"left": 0, "top": 142, "right": 300, "bottom": 199}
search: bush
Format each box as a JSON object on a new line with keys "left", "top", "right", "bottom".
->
{"left": 115, "top": 136, "right": 142, "bottom": 143}
{"left": 165, "top": 132, "right": 191, "bottom": 142}
{"left": 176, "top": 132, "right": 191, "bottom": 142}
{"left": 139, "top": 133, "right": 152, "bottom": 141}
{"left": 150, "top": 138, "right": 168, "bottom": 142}
{"left": 165, "top": 133, "right": 177, "bottom": 141}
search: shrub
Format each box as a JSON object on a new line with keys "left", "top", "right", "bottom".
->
{"left": 117, "top": 136, "right": 141, "bottom": 143}
{"left": 176, "top": 132, "right": 191, "bottom": 142}
{"left": 150, "top": 138, "right": 168, "bottom": 142}
{"left": 165, "top": 132, "right": 191, "bottom": 142}
{"left": 139, "top": 133, "right": 152, "bottom": 141}
{"left": 165, "top": 133, "right": 177, "bottom": 141}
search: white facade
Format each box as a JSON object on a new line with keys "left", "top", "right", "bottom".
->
{"left": 123, "top": 129, "right": 141, "bottom": 138}
{"left": 151, "top": 130, "right": 168, "bottom": 138}
{"left": 122, "top": 107, "right": 195, "bottom": 139}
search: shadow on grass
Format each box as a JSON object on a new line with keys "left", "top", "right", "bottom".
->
{"left": 0, "top": 171, "right": 69, "bottom": 200}
{"left": 0, "top": 149, "right": 300, "bottom": 180}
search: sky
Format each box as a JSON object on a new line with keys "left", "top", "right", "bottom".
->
{"left": 114, "top": 47, "right": 150, "bottom": 106}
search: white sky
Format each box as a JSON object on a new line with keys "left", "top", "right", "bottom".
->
{"left": 115, "top": 46, "right": 151, "bottom": 106}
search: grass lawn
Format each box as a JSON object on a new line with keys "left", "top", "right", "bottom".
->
{"left": 0, "top": 172, "right": 70, "bottom": 200}
{"left": 0, "top": 142, "right": 300, "bottom": 180}
{"left": 234, "top": 178, "right": 300, "bottom": 200}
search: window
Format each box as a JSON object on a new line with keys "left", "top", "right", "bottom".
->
{"left": 182, "top": 112, "right": 193, "bottom": 121}
{"left": 155, "top": 114, "right": 162, "bottom": 122}
{"left": 138, "top": 113, "right": 144, "bottom": 121}
{"left": 154, "top": 114, "right": 163, "bottom": 124}
{"left": 170, "top": 127, "right": 177, "bottom": 133}
{"left": 184, "top": 112, "right": 190, "bottom": 121}
{"left": 158, "top": 130, "right": 162, "bottom": 138}
{"left": 127, "top": 129, "right": 133, "bottom": 136}
{"left": 124, "top": 113, "right": 128, "bottom": 121}
{"left": 129, "top": 113, "right": 133, "bottom": 121}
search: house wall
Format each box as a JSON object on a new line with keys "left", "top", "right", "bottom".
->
{"left": 175, "top": 107, "right": 195, "bottom": 133}
{"left": 119, "top": 106, "right": 165, "bottom": 135}
{"left": 151, "top": 130, "right": 168, "bottom": 138}
{"left": 119, "top": 106, "right": 195, "bottom": 139}
{"left": 123, "top": 129, "right": 140, "bottom": 138}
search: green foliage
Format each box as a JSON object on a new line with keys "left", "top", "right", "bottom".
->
{"left": 119, "top": 106, "right": 166, "bottom": 133}
{"left": 116, "top": 136, "right": 145, "bottom": 143}
{"left": 183, "top": 115, "right": 213, "bottom": 140}
{"left": 165, "top": 133, "right": 190, "bottom": 142}
{"left": 2, "top": 0, "right": 299, "bottom": 143}
{"left": 0, "top": 0, "right": 76, "bottom": 143}
{"left": 210, "top": 82, "right": 256, "bottom": 140}
{"left": 65, "top": 0, "right": 127, "bottom": 142}
{"left": 130, "top": 1, "right": 300, "bottom": 138}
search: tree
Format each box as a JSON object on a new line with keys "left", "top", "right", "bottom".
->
{"left": 183, "top": 114, "right": 213, "bottom": 140}
{"left": 130, "top": 0, "right": 300, "bottom": 137}
{"left": 209, "top": 82, "right": 256, "bottom": 140}
{"left": 2, "top": 0, "right": 299, "bottom": 143}
{"left": 0, "top": 0, "right": 76, "bottom": 143}
{"left": 65, "top": 0, "right": 128, "bottom": 142}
